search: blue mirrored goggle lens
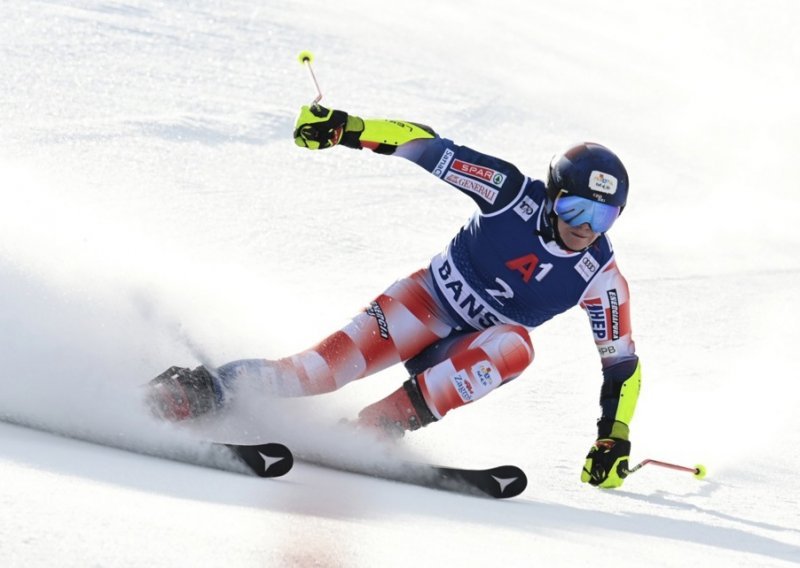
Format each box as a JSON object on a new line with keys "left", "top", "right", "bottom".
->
{"left": 554, "top": 194, "right": 621, "bottom": 233}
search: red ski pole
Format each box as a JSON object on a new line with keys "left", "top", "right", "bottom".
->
{"left": 626, "top": 459, "right": 707, "bottom": 479}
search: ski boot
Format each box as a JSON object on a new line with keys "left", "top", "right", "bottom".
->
{"left": 146, "top": 365, "right": 223, "bottom": 421}
{"left": 356, "top": 376, "right": 437, "bottom": 439}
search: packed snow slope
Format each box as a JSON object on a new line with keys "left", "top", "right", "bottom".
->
{"left": 2, "top": 1, "right": 799, "bottom": 566}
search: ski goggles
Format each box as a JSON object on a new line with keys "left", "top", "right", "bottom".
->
{"left": 553, "top": 193, "right": 621, "bottom": 233}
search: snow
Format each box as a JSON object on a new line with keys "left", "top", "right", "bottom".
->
{"left": 2, "top": 0, "right": 799, "bottom": 566}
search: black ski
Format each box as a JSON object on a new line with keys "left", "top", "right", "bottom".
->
{"left": 421, "top": 463, "right": 528, "bottom": 498}
{"left": 0, "top": 415, "right": 294, "bottom": 479}
{"left": 340, "top": 461, "right": 527, "bottom": 499}
{"left": 224, "top": 442, "right": 294, "bottom": 478}
{"left": 230, "top": 443, "right": 527, "bottom": 498}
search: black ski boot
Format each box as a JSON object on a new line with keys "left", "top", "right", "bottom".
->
{"left": 146, "top": 365, "right": 222, "bottom": 421}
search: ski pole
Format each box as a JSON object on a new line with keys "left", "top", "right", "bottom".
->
{"left": 626, "top": 459, "right": 707, "bottom": 479}
{"left": 297, "top": 50, "right": 323, "bottom": 105}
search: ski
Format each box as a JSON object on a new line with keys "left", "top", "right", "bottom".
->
{"left": 421, "top": 463, "right": 527, "bottom": 498}
{"left": 337, "top": 461, "right": 526, "bottom": 499}
{"left": 0, "top": 416, "right": 294, "bottom": 479}
{"left": 306, "top": 457, "right": 527, "bottom": 498}
{"left": 224, "top": 442, "right": 294, "bottom": 478}
{"left": 229, "top": 443, "right": 527, "bottom": 498}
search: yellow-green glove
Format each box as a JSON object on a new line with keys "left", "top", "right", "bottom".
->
{"left": 293, "top": 104, "right": 362, "bottom": 150}
{"left": 581, "top": 437, "right": 631, "bottom": 488}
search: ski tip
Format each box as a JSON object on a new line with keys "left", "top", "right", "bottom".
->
{"left": 439, "top": 464, "right": 527, "bottom": 499}
{"left": 485, "top": 465, "right": 528, "bottom": 499}
{"left": 227, "top": 443, "right": 294, "bottom": 478}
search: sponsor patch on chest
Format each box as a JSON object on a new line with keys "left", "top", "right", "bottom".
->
{"left": 574, "top": 251, "right": 600, "bottom": 281}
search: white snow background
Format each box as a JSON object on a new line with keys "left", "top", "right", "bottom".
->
{"left": 2, "top": 0, "right": 799, "bottom": 566}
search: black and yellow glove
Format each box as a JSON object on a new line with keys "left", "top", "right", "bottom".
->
{"left": 581, "top": 436, "right": 631, "bottom": 488}
{"left": 293, "top": 104, "right": 363, "bottom": 150}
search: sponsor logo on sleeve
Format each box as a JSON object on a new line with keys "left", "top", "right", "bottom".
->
{"left": 597, "top": 344, "right": 617, "bottom": 357}
{"left": 606, "top": 289, "right": 620, "bottom": 340}
{"left": 574, "top": 251, "right": 600, "bottom": 281}
{"left": 513, "top": 195, "right": 539, "bottom": 222}
{"left": 444, "top": 171, "right": 499, "bottom": 204}
{"left": 584, "top": 299, "right": 607, "bottom": 340}
{"left": 589, "top": 170, "right": 618, "bottom": 195}
{"left": 433, "top": 148, "right": 455, "bottom": 177}
{"left": 451, "top": 159, "right": 507, "bottom": 188}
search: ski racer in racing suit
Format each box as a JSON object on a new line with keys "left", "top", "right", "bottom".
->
{"left": 148, "top": 105, "right": 643, "bottom": 489}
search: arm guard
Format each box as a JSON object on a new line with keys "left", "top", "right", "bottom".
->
{"left": 339, "top": 116, "right": 436, "bottom": 154}
{"left": 597, "top": 357, "right": 641, "bottom": 440}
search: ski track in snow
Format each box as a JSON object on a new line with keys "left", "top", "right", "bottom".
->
{"left": 2, "top": 1, "right": 799, "bottom": 566}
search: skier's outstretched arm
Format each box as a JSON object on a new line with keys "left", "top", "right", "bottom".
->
{"left": 293, "top": 104, "right": 436, "bottom": 153}
{"left": 293, "top": 104, "right": 527, "bottom": 213}
{"left": 578, "top": 259, "right": 641, "bottom": 489}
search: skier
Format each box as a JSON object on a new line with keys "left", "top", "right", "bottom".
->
{"left": 147, "top": 104, "right": 642, "bottom": 489}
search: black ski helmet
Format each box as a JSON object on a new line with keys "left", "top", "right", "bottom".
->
{"left": 546, "top": 142, "right": 629, "bottom": 210}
